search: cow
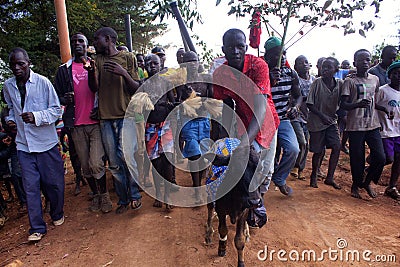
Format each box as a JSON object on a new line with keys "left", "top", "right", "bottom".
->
{"left": 204, "top": 140, "right": 260, "bottom": 267}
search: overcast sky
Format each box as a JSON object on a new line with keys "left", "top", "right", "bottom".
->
{"left": 156, "top": 0, "right": 399, "bottom": 73}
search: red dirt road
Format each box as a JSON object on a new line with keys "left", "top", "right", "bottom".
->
{"left": 1, "top": 152, "right": 399, "bottom": 267}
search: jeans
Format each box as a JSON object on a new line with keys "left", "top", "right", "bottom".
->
{"left": 71, "top": 124, "right": 105, "bottom": 179}
{"left": 348, "top": 129, "right": 385, "bottom": 187}
{"left": 249, "top": 132, "right": 277, "bottom": 194}
{"left": 100, "top": 118, "right": 141, "bottom": 205}
{"left": 291, "top": 121, "right": 309, "bottom": 172}
{"left": 272, "top": 120, "right": 300, "bottom": 186}
{"left": 134, "top": 121, "right": 145, "bottom": 182}
{"left": 9, "top": 146, "right": 26, "bottom": 204}
{"left": 18, "top": 145, "right": 64, "bottom": 234}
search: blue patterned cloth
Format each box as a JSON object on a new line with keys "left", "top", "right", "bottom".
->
{"left": 206, "top": 138, "right": 241, "bottom": 201}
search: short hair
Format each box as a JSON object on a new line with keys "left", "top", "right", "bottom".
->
{"left": 70, "top": 32, "right": 89, "bottom": 45}
{"left": 294, "top": 55, "right": 306, "bottom": 65}
{"left": 9, "top": 47, "right": 30, "bottom": 62}
{"left": 381, "top": 45, "right": 398, "bottom": 57}
{"left": 222, "top": 28, "right": 245, "bottom": 45}
{"left": 144, "top": 54, "right": 159, "bottom": 63}
{"left": 176, "top": 48, "right": 185, "bottom": 55}
{"left": 136, "top": 53, "right": 144, "bottom": 58}
{"left": 182, "top": 51, "right": 198, "bottom": 63}
{"left": 316, "top": 57, "right": 326, "bottom": 67}
{"left": 96, "top": 27, "right": 118, "bottom": 44}
{"left": 324, "top": 56, "right": 340, "bottom": 72}
{"left": 354, "top": 49, "right": 370, "bottom": 61}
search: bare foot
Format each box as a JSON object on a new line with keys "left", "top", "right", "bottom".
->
{"left": 153, "top": 200, "right": 162, "bottom": 208}
{"left": 324, "top": 180, "right": 342, "bottom": 190}
{"left": 351, "top": 185, "right": 362, "bottom": 199}
{"left": 362, "top": 184, "right": 377, "bottom": 198}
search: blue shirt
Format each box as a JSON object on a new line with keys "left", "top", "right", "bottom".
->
{"left": 3, "top": 71, "right": 62, "bottom": 153}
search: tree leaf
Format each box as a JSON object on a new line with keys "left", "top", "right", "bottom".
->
{"left": 358, "top": 29, "right": 366, "bottom": 38}
{"left": 322, "top": 0, "right": 333, "bottom": 10}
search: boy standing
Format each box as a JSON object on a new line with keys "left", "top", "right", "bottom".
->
{"left": 306, "top": 57, "right": 342, "bottom": 189}
{"left": 291, "top": 55, "right": 315, "bottom": 180}
{"left": 341, "top": 49, "right": 386, "bottom": 199}
{"left": 375, "top": 60, "right": 400, "bottom": 199}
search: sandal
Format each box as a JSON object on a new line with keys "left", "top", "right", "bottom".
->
{"left": 131, "top": 199, "right": 142, "bottom": 210}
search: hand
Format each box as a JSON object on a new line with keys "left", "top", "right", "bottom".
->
{"left": 20, "top": 112, "right": 35, "bottom": 124}
{"left": 357, "top": 99, "right": 371, "bottom": 108}
{"left": 6, "top": 120, "right": 16, "bottom": 130}
{"left": 2, "top": 136, "right": 12, "bottom": 146}
{"left": 387, "top": 110, "right": 395, "bottom": 120}
{"left": 64, "top": 92, "right": 74, "bottom": 104}
{"left": 82, "top": 57, "right": 95, "bottom": 72}
{"left": 286, "top": 106, "right": 299, "bottom": 120}
{"left": 103, "top": 61, "right": 127, "bottom": 77}
{"left": 269, "top": 67, "right": 281, "bottom": 84}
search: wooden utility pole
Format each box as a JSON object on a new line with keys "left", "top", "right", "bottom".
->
{"left": 54, "top": 0, "right": 71, "bottom": 63}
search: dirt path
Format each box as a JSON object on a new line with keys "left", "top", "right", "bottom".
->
{"left": 1, "top": 152, "right": 399, "bottom": 267}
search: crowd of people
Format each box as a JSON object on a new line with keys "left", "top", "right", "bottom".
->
{"left": 0, "top": 26, "right": 399, "bottom": 242}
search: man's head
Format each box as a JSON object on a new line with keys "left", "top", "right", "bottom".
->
{"left": 182, "top": 51, "right": 199, "bottom": 76}
{"left": 71, "top": 33, "right": 88, "bottom": 58}
{"left": 316, "top": 57, "right": 326, "bottom": 77}
{"left": 145, "top": 54, "right": 161, "bottom": 77}
{"left": 152, "top": 46, "right": 166, "bottom": 68}
{"left": 93, "top": 27, "right": 118, "bottom": 54}
{"left": 176, "top": 48, "right": 185, "bottom": 64}
{"left": 8, "top": 47, "right": 31, "bottom": 82}
{"left": 222, "top": 28, "right": 248, "bottom": 70}
{"left": 353, "top": 49, "right": 371, "bottom": 74}
{"left": 380, "top": 45, "right": 398, "bottom": 68}
{"left": 263, "top": 36, "right": 285, "bottom": 68}
{"left": 341, "top": 60, "right": 351, "bottom": 69}
{"left": 136, "top": 53, "right": 145, "bottom": 69}
{"left": 294, "top": 55, "right": 310, "bottom": 77}
{"left": 117, "top": 45, "right": 129, "bottom": 52}
{"left": 321, "top": 57, "right": 340, "bottom": 79}
{"left": 387, "top": 60, "right": 400, "bottom": 88}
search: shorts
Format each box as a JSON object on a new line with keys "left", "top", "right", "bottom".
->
{"left": 382, "top": 136, "right": 400, "bottom": 159}
{"left": 309, "top": 124, "right": 340, "bottom": 153}
{"left": 181, "top": 118, "right": 211, "bottom": 158}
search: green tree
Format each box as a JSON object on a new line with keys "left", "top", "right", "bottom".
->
{"left": 216, "top": 0, "right": 384, "bottom": 67}
{"left": 0, "top": 0, "right": 167, "bottom": 82}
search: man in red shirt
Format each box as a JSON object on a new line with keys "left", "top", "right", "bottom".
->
{"left": 213, "top": 28, "right": 279, "bottom": 226}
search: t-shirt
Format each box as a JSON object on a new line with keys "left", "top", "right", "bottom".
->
{"left": 341, "top": 74, "right": 381, "bottom": 131}
{"left": 95, "top": 51, "right": 139, "bottom": 119}
{"left": 368, "top": 64, "right": 389, "bottom": 86}
{"left": 72, "top": 62, "right": 98, "bottom": 126}
{"left": 293, "top": 75, "right": 315, "bottom": 123}
{"left": 306, "top": 77, "right": 342, "bottom": 132}
{"left": 270, "top": 66, "right": 295, "bottom": 120}
{"left": 213, "top": 54, "right": 279, "bottom": 148}
{"left": 375, "top": 84, "right": 400, "bottom": 138}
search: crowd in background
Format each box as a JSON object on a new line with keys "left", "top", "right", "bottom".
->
{"left": 1, "top": 27, "right": 399, "bottom": 242}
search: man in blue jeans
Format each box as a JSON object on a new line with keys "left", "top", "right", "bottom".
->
{"left": 3, "top": 48, "right": 64, "bottom": 242}
{"left": 263, "top": 37, "right": 301, "bottom": 196}
{"left": 91, "top": 27, "right": 142, "bottom": 213}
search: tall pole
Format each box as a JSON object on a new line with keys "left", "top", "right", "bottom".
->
{"left": 169, "top": 1, "right": 197, "bottom": 53}
{"left": 124, "top": 14, "right": 133, "bottom": 52}
{"left": 54, "top": 0, "right": 71, "bottom": 63}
